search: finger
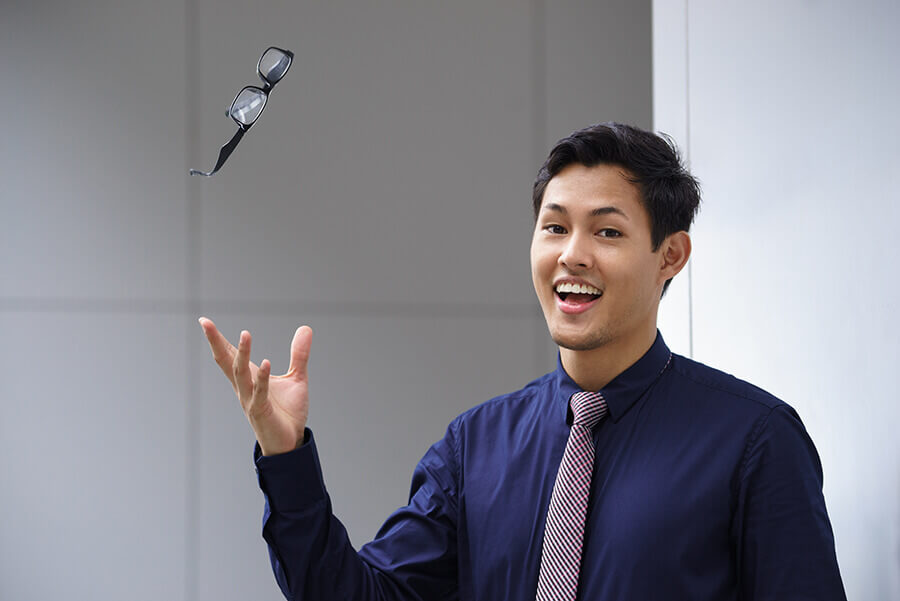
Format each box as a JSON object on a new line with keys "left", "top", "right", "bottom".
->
{"left": 286, "top": 325, "right": 313, "bottom": 380}
{"left": 248, "top": 359, "right": 272, "bottom": 420}
{"left": 233, "top": 330, "right": 254, "bottom": 406}
{"left": 199, "top": 317, "right": 238, "bottom": 384}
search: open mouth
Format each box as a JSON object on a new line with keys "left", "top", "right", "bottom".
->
{"left": 555, "top": 282, "right": 602, "bottom": 313}
{"left": 556, "top": 291, "right": 602, "bottom": 303}
{"left": 555, "top": 282, "right": 602, "bottom": 303}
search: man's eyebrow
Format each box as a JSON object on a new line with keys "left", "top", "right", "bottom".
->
{"left": 542, "top": 203, "right": 629, "bottom": 219}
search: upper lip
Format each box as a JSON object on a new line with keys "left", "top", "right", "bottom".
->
{"left": 553, "top": 276, "right": 603, "bottom": 292}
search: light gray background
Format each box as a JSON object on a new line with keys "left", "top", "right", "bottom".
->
{"left": 1, "top": 0, "right": 896, "bottom": 599}
{"left": 0, "top": 1, "right": 650, "bottom": 600}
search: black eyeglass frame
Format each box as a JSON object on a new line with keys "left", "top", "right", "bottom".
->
{"left": 190, "top": 46, "right": 294, "bottom": 177}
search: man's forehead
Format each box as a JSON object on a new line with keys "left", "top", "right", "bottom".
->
{"left": 540, "top": 202, "right": 630, "bottom": 220}
{"left": 539, "top": 163, "right": 648, "bottom": 222}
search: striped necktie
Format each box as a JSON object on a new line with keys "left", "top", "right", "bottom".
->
{"left": 536, "top": 390, "right": 608, "bottom": 601}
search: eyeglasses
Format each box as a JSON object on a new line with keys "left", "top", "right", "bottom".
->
{"left": 190, "top": 46, "right": 294, "bottom": 177}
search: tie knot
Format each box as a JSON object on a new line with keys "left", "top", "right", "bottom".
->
{"left": 569, "top": 391, "right": 608, "bottom": 429}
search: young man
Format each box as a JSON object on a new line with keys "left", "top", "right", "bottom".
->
{"left": 200, "top": 123, "right": 846, "bottom": 600}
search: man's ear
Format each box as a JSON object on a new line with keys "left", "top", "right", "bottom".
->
{"left": 659, "top": 231, "right": 691, "bottom": 283}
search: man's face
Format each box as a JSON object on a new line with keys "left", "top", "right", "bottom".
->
{"left": 530, "top": 163, "right": 666, "bottom": 353}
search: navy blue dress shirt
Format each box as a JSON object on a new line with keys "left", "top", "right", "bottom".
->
{"left": 254, "top": 332, "right": 846, "bottom": 600}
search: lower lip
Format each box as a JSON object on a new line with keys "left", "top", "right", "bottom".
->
{"left": 555, "top": 294, "right": 601, "bottom": 315}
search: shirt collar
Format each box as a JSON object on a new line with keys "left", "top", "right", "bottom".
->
{"left": 553, "top": 330, "right": 672, "bottom": 424}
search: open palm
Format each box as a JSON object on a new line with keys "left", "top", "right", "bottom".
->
{"left": 199, "top": 317, "right": 312, "bottom": 456}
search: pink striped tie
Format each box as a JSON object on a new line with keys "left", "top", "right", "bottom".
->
{"left": 536, "top": 391, "right": 608, "bottom": 601}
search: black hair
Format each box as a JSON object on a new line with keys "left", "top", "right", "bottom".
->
{"left": 532, "top": 122, "right": 701, "bottom": 296}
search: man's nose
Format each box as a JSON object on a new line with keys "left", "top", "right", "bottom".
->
{"left": 558, "top": 232, "right": 593, "bottom": 269}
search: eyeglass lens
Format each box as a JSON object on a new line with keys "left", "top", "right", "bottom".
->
{"left": 231, "top": 88, "right": 268, "bottom": 126}
{"left": 259, "top": 48, "right": 292, "bottom": 84}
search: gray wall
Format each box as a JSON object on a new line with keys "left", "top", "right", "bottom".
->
{"left": 0, "top": 1, "right": 651, "bottom": 600}
{"left": 654, "top": 1, "right": 900, "bottom": 599}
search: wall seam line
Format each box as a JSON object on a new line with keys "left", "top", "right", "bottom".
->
{"left": 685, "top": 0, "right": 694, "bottom": 360}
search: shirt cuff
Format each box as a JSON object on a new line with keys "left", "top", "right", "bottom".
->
{"left": 254, "top": 428, "right": 327, "bottom": 512}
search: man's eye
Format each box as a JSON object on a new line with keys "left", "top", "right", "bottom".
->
{"left": 544, "top": 225, "right": 567, "bottom": 235}
{"left": 598, "top": 228, "right": 622, "bottom": 238}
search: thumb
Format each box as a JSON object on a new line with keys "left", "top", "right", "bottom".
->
{"left": 287, "top": 325, "right": 312, "bottom": 379}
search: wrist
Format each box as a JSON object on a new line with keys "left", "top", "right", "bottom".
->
{"left": 259, "top": 430, "right": 308, "bottom": 456}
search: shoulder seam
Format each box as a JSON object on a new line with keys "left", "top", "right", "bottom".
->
{"left": 672, "top": 358, "right": 782, "bottom": 410}
{"left": 450, "top": 417, "right": 461, "bottom": 495}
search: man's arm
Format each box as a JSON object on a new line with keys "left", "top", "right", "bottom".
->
{"left": 199, "top": 318, "right": 460, "bottom": 600}
{"left": 256, "top": 427, "right": 460, "bottom": 601}
{"left": 733, "top": 404, "right": 847, "bottom": 600}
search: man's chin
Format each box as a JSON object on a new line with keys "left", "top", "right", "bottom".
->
{"left": 551, "top": 330, "right": 610, "bottom": 352}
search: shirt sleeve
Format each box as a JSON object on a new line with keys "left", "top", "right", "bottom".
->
{"left": 254, "top": 425, "right": 460, "bottom": 601}
{"left": 733, "top": 404, "right": 847, "bottom": 600}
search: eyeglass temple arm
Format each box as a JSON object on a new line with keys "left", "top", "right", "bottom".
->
{"left": 189, "top": 128, "right": 246, "bottom": 177}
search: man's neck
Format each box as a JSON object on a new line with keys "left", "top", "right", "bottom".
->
{"left": 559, "top": 326, "right": 658, "bottom": 391}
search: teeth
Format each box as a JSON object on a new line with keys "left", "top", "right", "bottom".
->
{"left": 556, "top": 282, "right": 602, "bottom": 295}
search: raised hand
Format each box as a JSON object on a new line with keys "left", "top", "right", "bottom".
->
{"left": 199, "top": 317, "right": 313, "bottom": 456}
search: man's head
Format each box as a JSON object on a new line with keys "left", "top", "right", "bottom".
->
{"left": 533, "top": 123, "right": 701, "bottom": 296}
{"left": 530, "top": 123, "right": 700, "bottom": 356}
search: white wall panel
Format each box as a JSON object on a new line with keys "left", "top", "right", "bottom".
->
{"left": 655, "top": 1, "right": 900, "bottom": 597}
{"left": 651, "top": 0, "right": 688, "bottom": 152}
{"left": 652, "top": 0, "right": 693, "bottom": 357}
